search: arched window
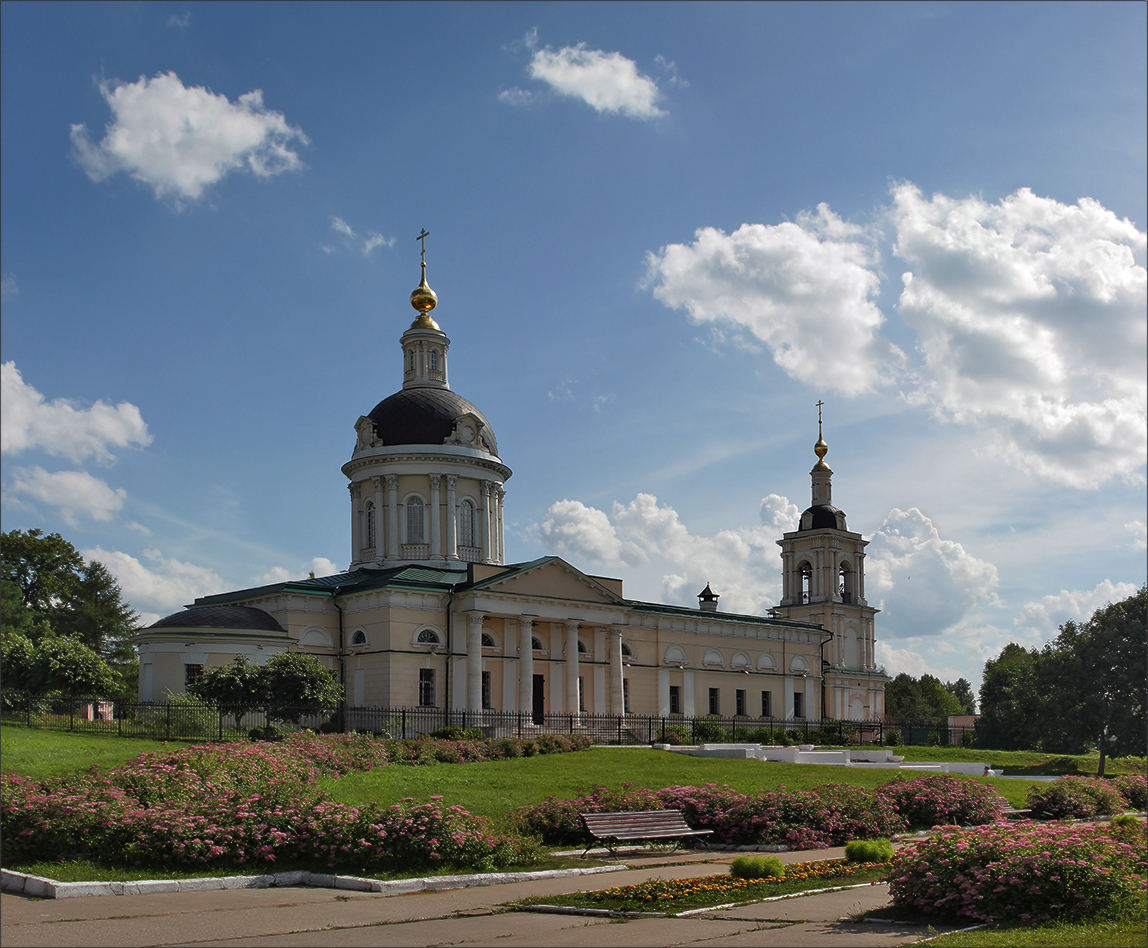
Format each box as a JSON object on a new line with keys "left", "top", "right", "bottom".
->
{"left": 458, "top": 499, "right": 474, "bottom": 547}
{"left": 408, "top": 349, "right": 415, "bottom": 371}
{"left": 532, "top": 637, "right": 544, "bottom": 651}
{"left": 350, "top": 630, "right": 367, "bottom": 647}
{"left": 417, "top": 629, "right": 441, "bottom": 645}
{"left": 406, "top": 497, "right": 425, "bottom": 543}
{"left": 839, "top": 565, "right": 852, "bottom": 603}
{"left": 621, "top": 642, "right": 633, "bottom": 658}
{"left": 577, "top": 640, "right": 588, "bottom": 654}
{"left": 481, "top": 632, "right": 496, "bottom": 648}
{"left": 800, "top": 562, "right": 813, "bottom": 603}
{"left": 429, "top": 350, "right": 438, "bottom": 371}
{"left": 364, "top": 501, "right": 375, "bottom": 548}
{"left": 703, "top": 648, "right": 725, "bottom": 666}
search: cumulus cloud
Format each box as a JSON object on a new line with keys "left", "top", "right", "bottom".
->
{"left": 1, "top": 362, "right": 151, "bottom": 463}
{"left": 253, "top": 556, "right": 342, "bottom": 585}
{"left": 893, "top": 184, "right": 1147, "bottom": 488}
{"left": 70, "top": 71, "right": 308, "bottom": 203}
{"left": 498, "top": 87, "right": 536, "bottom": 107}
{"left": 1016, "top": 578, "right": 1141, "bottom": 638}
{"left": 866, "top": 507, "right": 1000, "bottom": 639}
{"left": 874, "top": 641, "right": 933, "bottom": 678}
{"left": 522, "top": 38, "right": 664, "bottom": 119}
{"left": 83, "top": 546, "right": 225, "bottom": 621}
{"left": 1126, "top": 520, "right": 1147, "bottom": 550}
{"left": 8, "top": 466, "right": 126, "bottom": 524}
{"left": 540, "top": 493, "right": 799, "bottom": 614}
{"left": 324, "top": 216, "right": 394, "bottom": 256}
{"left": 646, "top": 206, "right": 904, "bottom": 394}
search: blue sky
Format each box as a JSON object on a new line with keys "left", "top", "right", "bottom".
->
{"left": 2, "top": 1, "right": 1145, "bottom": 694}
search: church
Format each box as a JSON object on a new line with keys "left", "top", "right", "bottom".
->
{"left": 135, "top": 245, "right": 887, "bottom": 726}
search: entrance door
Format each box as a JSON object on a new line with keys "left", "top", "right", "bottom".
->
{"left": 532, "top": 674, "right": 545, "bottom": 724}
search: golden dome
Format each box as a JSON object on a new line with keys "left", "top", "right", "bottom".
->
{"left": 410, "top": 267, "right": 438, "bottom": 317}
{"left": 813, "top": 400, "right": 830, "bottom": 469}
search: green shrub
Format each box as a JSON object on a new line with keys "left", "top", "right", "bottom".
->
{"left": 1026, "top": 776, "right": 1126, "bottom": 820}
{"left": 884, "top": 728, "right": 902, "bottom": 746}
{"left": 1108, "top": 814, "right": 1141, "bottom": 829}
{"left": 844, "top": 838, "right": 894, "bottom": 862}
{"left": 960, "top": 730, "right": 975, "bottom": 748}
{"left": 926, "top": 730, "right": 941, "bottom": 746}
{"left": 745, "top": 726, "right": 778, "bottom": 745}
{"left": 661, "top": 723, "right": 693, "bottom": 744}
{"left": 785, "top": 728, "right": 805, "bottom": 744}
{"left": 429, "top": 726, "right": 485, "bottom": 741}
{"left": 1111, "top": 774, "right": 1147, "bottom": 811}
{"left": 693, "top": 718, "right": 728, "bottom": 742}
{"left": 730, "top": 854, "right": 785, "bottom": 879}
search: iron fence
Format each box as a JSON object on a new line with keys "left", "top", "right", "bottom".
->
{"left": 0, "top": 692, "right": 976, "bottom": 747}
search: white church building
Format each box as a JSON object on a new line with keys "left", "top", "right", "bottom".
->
{"left": 136, "top": 249, "right": 887, "bottom": 726}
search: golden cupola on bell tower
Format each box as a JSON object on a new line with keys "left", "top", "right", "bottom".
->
{"left": 401, "top": 229, "right": 450, "bottom": 390}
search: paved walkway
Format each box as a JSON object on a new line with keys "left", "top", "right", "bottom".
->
{"left": 1, "top": 847, "right": 964, "bottom": 948}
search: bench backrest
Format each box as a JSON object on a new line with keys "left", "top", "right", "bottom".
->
{"left": 581, "top": 809, "right": 693, "bottom": 834}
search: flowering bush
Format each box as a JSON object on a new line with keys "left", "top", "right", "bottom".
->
{"left": 888, "top": 820, "right": 1147, "bottom": 923}
{"left": 877, "top": 774, "right": 1006, "bottom": 828}
{"left": 513, "top": 781, "right": 906, "bottom": 849}
{"left": 1025, "top": 776, "right": 1127, "bottom": 820}
{"left": 1, "top": 773, "right": 539, "bottom": 873}
{"left": 1111, "top": 774, "right": 1147, "bottom": 811}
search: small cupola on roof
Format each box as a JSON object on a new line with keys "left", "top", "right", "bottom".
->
{"left": 800, "top": 401, "right": 848, "bottom": 532}
{"left": 698, "top": 583, "right": 720, "bottom": 612}
{"left": 402, "top": 228, "right": 449, "bottom": 390}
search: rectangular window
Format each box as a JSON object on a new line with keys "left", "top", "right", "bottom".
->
{"left": 481, "top": 671, "right": 492, "bottom": 709}
{"left": 184, "top": 664, "right": 203, "bottom": 688}
{"left": 736, "top": 689, "right": 747, "bottom": 717}
{"left": 418, "top": 668, "right": 436, "bottom": 707}
{"left": 669, "top": 684, "right": 681, "bottom": 715}
{"left": 623, "top": 678, "right": 632, "bottom": 714}
{"left": 578, "top": 676, "right": 585, "bottom": 712}
{"left": 761, "top": 691, "right": 773, "bottom": 718}
{"left": 708, "top": 687, "right": 720, "bottom": 715}
{"left": 794, "top": 691, "right": 805, "bottom": 719}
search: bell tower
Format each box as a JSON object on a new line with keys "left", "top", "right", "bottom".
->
{"left": 772, "top": 403, "right": 886, "bottom": 722}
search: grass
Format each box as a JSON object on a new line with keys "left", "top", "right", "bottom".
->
{"left": 924, "top": 916, "right": 1148, "bottom": 947}
{"left": 881, "top": 746, "right": 1147, "bottom": 776}
{"left": 512, "top": 858, "right": 890, "bottom": 913}
{"left": 1, "top": 725, "right": 172, "bottom": 779}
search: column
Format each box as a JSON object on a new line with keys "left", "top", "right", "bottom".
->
{"left": 349, "top": 482, "right": 361, "bottom": 565}
{"left": 445, "top": 475, "right": 458, "bottom": 561}
{"left": 480, "top": 481, "right": 492, "bottom": 563}
{"left": 683, "top": 669, "right": 696, "bottom": 716}
{"left": 857, "top": 552, "right": 866, "bottom": 601}
{"left": 466, "top": 613, "right": 483, "bottom": 712}
{"left": 502, "top": 618, "right": 518, "bottom": 712}
{"left": 429, "top": 475, "right": 442, "bottom": 560}
{"left": 784, "top": 677, "right": 795, "bottom": 721}
{"left": 657, "top": 668, "right": 670, "bottom": 716}
{"left": 518, "top": 617, "right": 534, "bottom": 718}
{"left": 386, "top": 475, "right": 399, "bottom": 560}
{"left": 371, "top": 476, "right": 385, "bottom": 561}
{"left": 565, "top": 621, "right": 580, "bottom": 723}
{"left": 607, "top": 628, "right": 624, "bottom": 716}
{"left": 495, "top": 487, "right": 506, "bottom": 564}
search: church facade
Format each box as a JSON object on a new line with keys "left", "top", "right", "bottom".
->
{"left": 135, "top": 250, "right": 886, "bottom": 725}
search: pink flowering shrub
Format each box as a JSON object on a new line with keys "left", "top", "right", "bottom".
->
{"left": 1110, "top": 774, "right": 1147, "bottom": 811}
{"left": 877, "top": 775, "right": 1006, "bottom": 828}
{"left": 888, "top": 820, "right": 1147, "bottom": 923}
{"left": 513, "top": 782, "right": 907, "bottom": 848}
{"left": 1, "top": 773, "right": 539, "bottom": 873}
{"left": 1025, "top": 776, "right": 1127, "bottom": 821}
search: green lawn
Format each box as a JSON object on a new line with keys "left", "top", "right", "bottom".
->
{"left": 925, "top": 915, "right": 1148, "bottom": 947}
{"left": 880, "top": 746, "right": 1146, "bottom": 776}
{"left": 1, "top": 726, "right": 172, "bottom": 779}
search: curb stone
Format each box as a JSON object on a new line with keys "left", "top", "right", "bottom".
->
{"left": 0, "top": 864, "right": 628, "bottom": 900}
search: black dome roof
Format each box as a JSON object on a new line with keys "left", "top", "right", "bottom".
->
{"left": 367, "top": 388, "right": 498, "bottom": 455}
{"left": 800, "top": 504, "right": 846, "bottom": 531}
{"left": 150, "top": 605, "right": 286, "bottom": 632}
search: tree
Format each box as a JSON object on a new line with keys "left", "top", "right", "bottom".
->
{"left": 976, "top": 642, "right": 1043, "bottom": 750}
{"left": 0, "top": 630, "right": 120, "bottom": 696}
{"left": 943, "top": 678, "right": 977, "bottom": 715}
{"left": 1, "top": 528, "right": 140, "bottom": 678}
{"left": 885, "top": 673, "right": 962, "bottom": 723}
{"left": 263, "top": 652, "right": 342, "bottom": 724}
{"left": 189, "top": 655, "right": 265, "bottom": 724}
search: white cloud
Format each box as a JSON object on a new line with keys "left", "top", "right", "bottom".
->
{"left": 167, "top": 10, "right": 191, "bottom": 30}
{"left": 893, "top": 184, "right": 1147, "bottom": 488}
{"left": 498, "top": 87, "right": 536, "bottom": 107}
{"left": 1016, "top": 578, "right": 1141, "bottom": 637}
{"left": 1126, "top": 520, "right": 1147, "bottom": 550}
{"left": 526, "top": 42, "right": 664, "bottom": 119}
{"left": 327, "top": 216, "right": 394, "bottom": 256}
{"left": 1, "top": 273, "right": 16, "bottom": 297}
{"left": 866, "top": 507, "right": 1000, "bottom": 639}
{"left": 8, "top": 466, "right": 126, "bottom": 524}
{"left": 1, "top": 362, "right": 151, "bottom": 463}
{"left": 874, "top": 642, "right": 933, "bottom": 678}
{"left": 70, "top": 71, "right": 308, "bottom": 203}
{"left": 646, "top": 206, "right": 904, "bottom": 395}
{"left": 540, "top": 492, "right": 800, "bottom": 615}
{"left": 83, "top": 546, "right": 225, "bottom": 619}
{"left": 253, "top": 556, "right": 342, "bottom": 585}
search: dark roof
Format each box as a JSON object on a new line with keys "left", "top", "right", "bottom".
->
{"left": 367, "top": 388, "right": 497, "bottom": 455}
{"left": 150, "top": 605, "right": 286, "bottom": 632}
{"left": 698, "top": 583, "right": 719, "bottom": 600}
{"left": 800, "top": 504, "right": 846, "bottom": 531}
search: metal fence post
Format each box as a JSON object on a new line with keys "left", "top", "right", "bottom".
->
{"left": 166, "top": 702, "right": 171, "bottom": 741}
{"left": 70, "top": 697, "right": 75, "bottom": 732}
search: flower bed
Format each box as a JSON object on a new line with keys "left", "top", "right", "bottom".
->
{"left": 1024, "top": 775, "right": 1128, "bottom": 820}
{"left": 887, "top": 819, "right": 1147, "bottom": 924}
{"left": 513, "top": 774, "right": 1004, "bottom": 848}
{"left": 0, "top": 732, "right": 592, "bottom": 875}
{"left": 517, "top": 858, "right": 889, "bottom": 912}
{"left": 1112, "top": 774, "right": 1147, "bottom": 811}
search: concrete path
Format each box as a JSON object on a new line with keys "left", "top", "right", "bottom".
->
{"left": 1, "top": 847, "right": 962, "bottom": 948}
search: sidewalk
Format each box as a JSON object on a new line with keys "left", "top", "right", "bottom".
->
{"left": 0, "top": 847, "right": 964, "bottom": 948}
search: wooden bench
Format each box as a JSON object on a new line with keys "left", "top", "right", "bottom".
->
{"left": 580, "top": 809, "right": 713, "bottom": 858}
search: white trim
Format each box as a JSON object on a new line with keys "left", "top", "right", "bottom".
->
{"left": 703, "top": 648, "right": 726, "bottom": 667}
{"left": 299, "top": 626, "right": 335, "bottom": 650}
{"left": 412, "top": 624, "right": 444, "bottom": 648}
{"left": 664, "top": 645, "right": 688, "bottom": 665}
